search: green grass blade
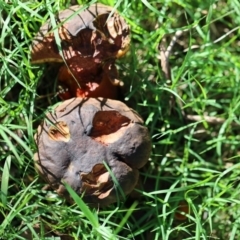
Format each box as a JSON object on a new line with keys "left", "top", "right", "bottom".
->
{"left": 1, "top": 155, "right": 11, "bottom": 207}
{"left": 64, "top": 183, "right": 99, "bottom": 228}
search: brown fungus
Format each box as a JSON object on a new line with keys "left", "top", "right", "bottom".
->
{"left": 34, "top": 98, "right": 151, "bottom": 206}
{"left": 31, "top": 3, "right": 130, "bottom": 100}
{"left": 31, "top": 3, "right": 130, "bottom": 64}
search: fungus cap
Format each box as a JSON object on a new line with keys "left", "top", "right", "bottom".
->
{"left": 34, "top": 98, "right": 151, "bottom": 205}
{"left": 31, "top": 3, "right": 130, "bottom": 64}
{"left": 57, "top": 59, "right": 121, "bottom": 100}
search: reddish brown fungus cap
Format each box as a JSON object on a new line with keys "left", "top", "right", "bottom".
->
{"left": 34, "top": 98, "right": 151, "bottom": 206}
{"left": 57, "top": 59, "right": 121, "bottom": 100}
{"left": 31, "top": 3, "right": 130, "bottom": 64}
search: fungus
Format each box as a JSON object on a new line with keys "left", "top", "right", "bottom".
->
{"left": 34, "top": 98, "right": 151, "bottom": 205}
{"left": 31, "top": 3, "right": 130, "bottom": 100}
{"left": 57, "top": 60, "right": 122, "bottom": 99}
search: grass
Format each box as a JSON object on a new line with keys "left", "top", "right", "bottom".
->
{"left": 1, "top": 0, "right": 240, "bottom": 239}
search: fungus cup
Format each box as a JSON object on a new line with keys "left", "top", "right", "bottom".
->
{"left": 34, "top": 98, "right": 151, "bottom": 205}
{"left": 31, "top": 3, "right": 130, "bottom": 100}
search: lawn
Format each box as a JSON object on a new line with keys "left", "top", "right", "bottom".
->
{"left": 1, "top": 0, "right": 240, "bottom": 239}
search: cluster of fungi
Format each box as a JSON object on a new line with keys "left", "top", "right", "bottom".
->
{"left": 32, "top": 3, "right": 151, "bottom": 206}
